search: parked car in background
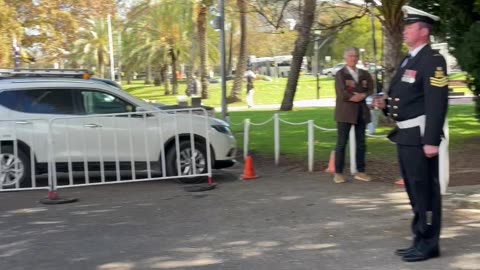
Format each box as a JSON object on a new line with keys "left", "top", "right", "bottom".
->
{"left": 321, "top": 63, "right": 345, "bottom": 77}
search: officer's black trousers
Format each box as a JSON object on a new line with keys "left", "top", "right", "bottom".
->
{"left": 397, "top": 144, "right": 441, "bottom": 252}
{"left": 334, "top": 118, "right": 366, "bottom": 174}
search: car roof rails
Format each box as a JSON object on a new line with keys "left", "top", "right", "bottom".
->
{"left": 0, "top": 68, "right": 91, "bottom": 79}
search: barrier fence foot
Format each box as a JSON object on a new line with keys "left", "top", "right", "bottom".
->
{"left": 183, "top": 183, "right": 217, "bottom": 192}
{"left": 39, "top": 191, "right": 78, "bottom": 205}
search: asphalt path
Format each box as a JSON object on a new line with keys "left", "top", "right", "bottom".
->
{"left": 1, "top": 164, "right": 479, "bottom": 270}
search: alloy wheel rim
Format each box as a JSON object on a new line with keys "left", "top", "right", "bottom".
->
{"left": 0, "top": 153, "right": 24, "bottom": 186}
{"left": 178, "top": 148, "right": 206, "bottom": 175}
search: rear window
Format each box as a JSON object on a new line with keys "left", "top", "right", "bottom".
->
{"left": 0, "top": 89, "right": 75, "bottom": 114}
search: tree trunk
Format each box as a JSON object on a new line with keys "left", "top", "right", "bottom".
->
{"left": 145, "top": 64, "right": 152, "bottom": 85}
{"left": 170, "top": 47, "right": 178, "bottom": 95}
{"left": 228, "top": 0, "right": 248, "bottom": 103}
{"left": 161, "top": 64, "right": 170, "bottom": 95}
{"left": 378, "top": 0, "right": 408, "bottom": 94}
{"left": 98, "top": 50, "right": 105, "bottom": 78}
{"left": 227, "top": 22, "right": 234, "bottom": 76}
{"left": 382, "top": 25, "right": 403, "bottom": 94}
{"left": 279, "top": 0, "right": 316, "bottom": 111}
{"left": 186, "top": 19, "right": 198, "bottom": 96}
{"left": 197, "top": 4, "right": 209, "bottom": 99}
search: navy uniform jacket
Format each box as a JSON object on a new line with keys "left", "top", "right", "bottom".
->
{"left": 386, "top": 45, "right": 449, "bottom": 146}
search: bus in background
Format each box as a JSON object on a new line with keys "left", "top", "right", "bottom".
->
{"left": 250, "top": 55, "right": 308, "bottom": 78}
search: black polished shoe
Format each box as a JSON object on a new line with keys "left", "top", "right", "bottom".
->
{"left": 395, "top": 246, "right": 416, "bottom": 256}
{"left": 402, "top": 247, "right": 440, "bottom": 262}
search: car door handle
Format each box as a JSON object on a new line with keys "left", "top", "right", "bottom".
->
{"left": 83, "top": 123, "right": 102, "bottom": 128}
{"left": 15, "top": 121, "right": 32, "bottom": 125}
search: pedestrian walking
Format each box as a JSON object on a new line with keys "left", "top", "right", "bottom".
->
{"left": 333, "top": 47, "right": 373, "bottom": 183}
{"left": 245, "top": 69, "right": 256, "bottom": 108}
{"left": 373, "top": 6, "right": 449, "bottom": 262}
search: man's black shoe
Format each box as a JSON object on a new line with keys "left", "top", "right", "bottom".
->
{"left": 401, "top": 248, "right": 440, "bottom": 262}
{"left": 395, "top": 246, "right": 416, "bottom": 256}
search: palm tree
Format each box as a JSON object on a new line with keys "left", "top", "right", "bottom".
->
{"left": 228, "top": 0, "right": 248, "bottom": 102}
{"left": 73, "top": 18, "right": 110, "bottom": 78}
{"left": 197, "top": 0, "right": 215, "bottom": 99}
{"left": 376, "top": 0, "right": 408, "bottom": 92}
{"left": 125, "top": 0, "right": 194, "bottom": 94}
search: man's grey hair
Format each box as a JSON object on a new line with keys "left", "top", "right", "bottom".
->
{"left": 343, "top": 47, "right": 360, "bottom": 58}
{"left": 418, "top": 22, "right": 433, "bottom": 34}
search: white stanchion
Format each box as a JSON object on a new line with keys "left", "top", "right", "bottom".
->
{"left": 237, "top": 114, "right": 388, "bottom": 173}
{"left": 439, "top": 119, "right": 450, "bottom": 195}
{"left": 349, "top": 125, "right": 357, "bottom": 175}
{"left": 274, "top": 114, "right": 280, "bottom": 165}
{"left": 243, "top": 119, "right": 250, "bottom": 160}
{"left": 308, "top": 120, "right": 314, "bottom": 172}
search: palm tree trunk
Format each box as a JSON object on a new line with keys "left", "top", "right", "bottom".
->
{"left": 197, "top": 4, "right": 209, "bottom": 99}
{"left": 161, "top": 64, "right": 170, "bottom": 95}
{"left": 170, "top": 47, "right": 178, "bottom": 95}
{"left": 382, "top": 25, "right": 403, "bottom": 94}
{"left": 280, "top": 0, "right": 316, "bottom": 111}
{"left": 145, "top": 64, "right": 152, "bottom": 85}
{"left": 98, "top": 51, "right": 105, "bottom": 78}
{"left": 228, "top": 0, "right": 248, "bottom": 102}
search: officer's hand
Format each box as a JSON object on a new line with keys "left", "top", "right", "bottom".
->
{"left": 423, "top": 145, "right": 439, "bottom": 158}
{"left": 372, "top": 97, "right": 386, "bottom": 109}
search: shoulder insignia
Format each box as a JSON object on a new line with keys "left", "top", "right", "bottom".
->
{"left": 430, "top": 67, "right": 448, "bottom": 87}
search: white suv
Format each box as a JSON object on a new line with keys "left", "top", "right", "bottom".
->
{"left": 0, "top": 70, "right": 237, "bottom": 187}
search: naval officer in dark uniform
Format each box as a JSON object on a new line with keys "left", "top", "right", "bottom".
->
{"left": 373, "top": 6, "right": 449, "bottom": 262}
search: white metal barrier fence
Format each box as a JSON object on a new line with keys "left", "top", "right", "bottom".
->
{"left": 0, "top": 108, "right": 212, "bottom": 193}
{"left": 232, "top": 113, "right": 387, "bottom": 174}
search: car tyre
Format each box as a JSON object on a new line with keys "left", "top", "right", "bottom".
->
{"left": 166, "top": 140, "right": 208, "bottom": 184}
{"left": 0, "top": 145, "right": 32, "bottom": 188}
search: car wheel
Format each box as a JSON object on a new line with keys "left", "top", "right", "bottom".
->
{"left": 0, "top": 145, "right": 31, "bottom": 188}
{"left": 166, "top": 141, "right": 208, "bottom": 184}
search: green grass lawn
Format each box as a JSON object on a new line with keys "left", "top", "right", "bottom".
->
{"left": 228, "top": 105, "right": 479, "bottom": 162}
{"left": 123, "top": 76, "right": 335, "bottom": 108}
{"left": 121, "top": 76, "right": 477, "bottom": 162}
{"left": 123, "top": 74, "right": 472, "bottom": 108}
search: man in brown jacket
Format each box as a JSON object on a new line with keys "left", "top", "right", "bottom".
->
{"left": 333, "top": 47, "right": 373, "bottom": 183}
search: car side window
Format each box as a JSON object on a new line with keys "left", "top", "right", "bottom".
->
{"left": 81, "top": 90, "right": 133, "bottom": 114}
{"left": 0, "top": 89, "right": 75, "bottom": 114}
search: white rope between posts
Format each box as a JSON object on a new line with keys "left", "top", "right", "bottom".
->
{"left": 366, "top": 133, "right": 388, "bottom": 139}
{"left": 249, "top": 116, "right": 274, "bottom": 126}
{"left": 236, "top": 113, "right": 388, "bottom": 171}
{"left": 312, "top": 124, "right": 337, "bottom": 132}
{"left": 279, "top": 119, "right": 310, "bottom": 125}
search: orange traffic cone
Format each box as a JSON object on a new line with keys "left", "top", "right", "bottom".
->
{"left": 394, "top": 178, "right": 405, "bottom": 186}
{"left": 242, "top": 156, "right": 257, "bottom": 180}
{"left": 325, "top": 150, "right": 335, "bottom": 174}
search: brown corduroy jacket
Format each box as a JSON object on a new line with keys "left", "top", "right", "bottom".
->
{"left": 334, "top": 66, "right": 374, "bottom": 124}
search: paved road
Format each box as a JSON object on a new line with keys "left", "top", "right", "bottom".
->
{"left": 1, "top": 164, "right": 479, "bottom": 270}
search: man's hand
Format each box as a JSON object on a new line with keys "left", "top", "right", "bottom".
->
{"left": 423, "top": 145, "right": 439, "bottom": 158}
{"left": 372, "top": 96, "right": 386, "bottom": 109}
{"left": 349, "top": 93, "right": 366, "bottom": 102}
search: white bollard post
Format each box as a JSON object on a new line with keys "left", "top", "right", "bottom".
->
{"left": 243, "top": 119, "right": 250, "bottom": 160}
{"left": 274, "top": 113, "right": 280, "bottom": 165}
{"left": 308, "top": 120, "right": 314, "bottom": 172}
{"left": 349, "top": 125, "right": 358, "bottom": 175}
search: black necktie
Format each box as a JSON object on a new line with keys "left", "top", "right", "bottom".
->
{"left": 401, "top": 54, "right": 412, "bottom": 68}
